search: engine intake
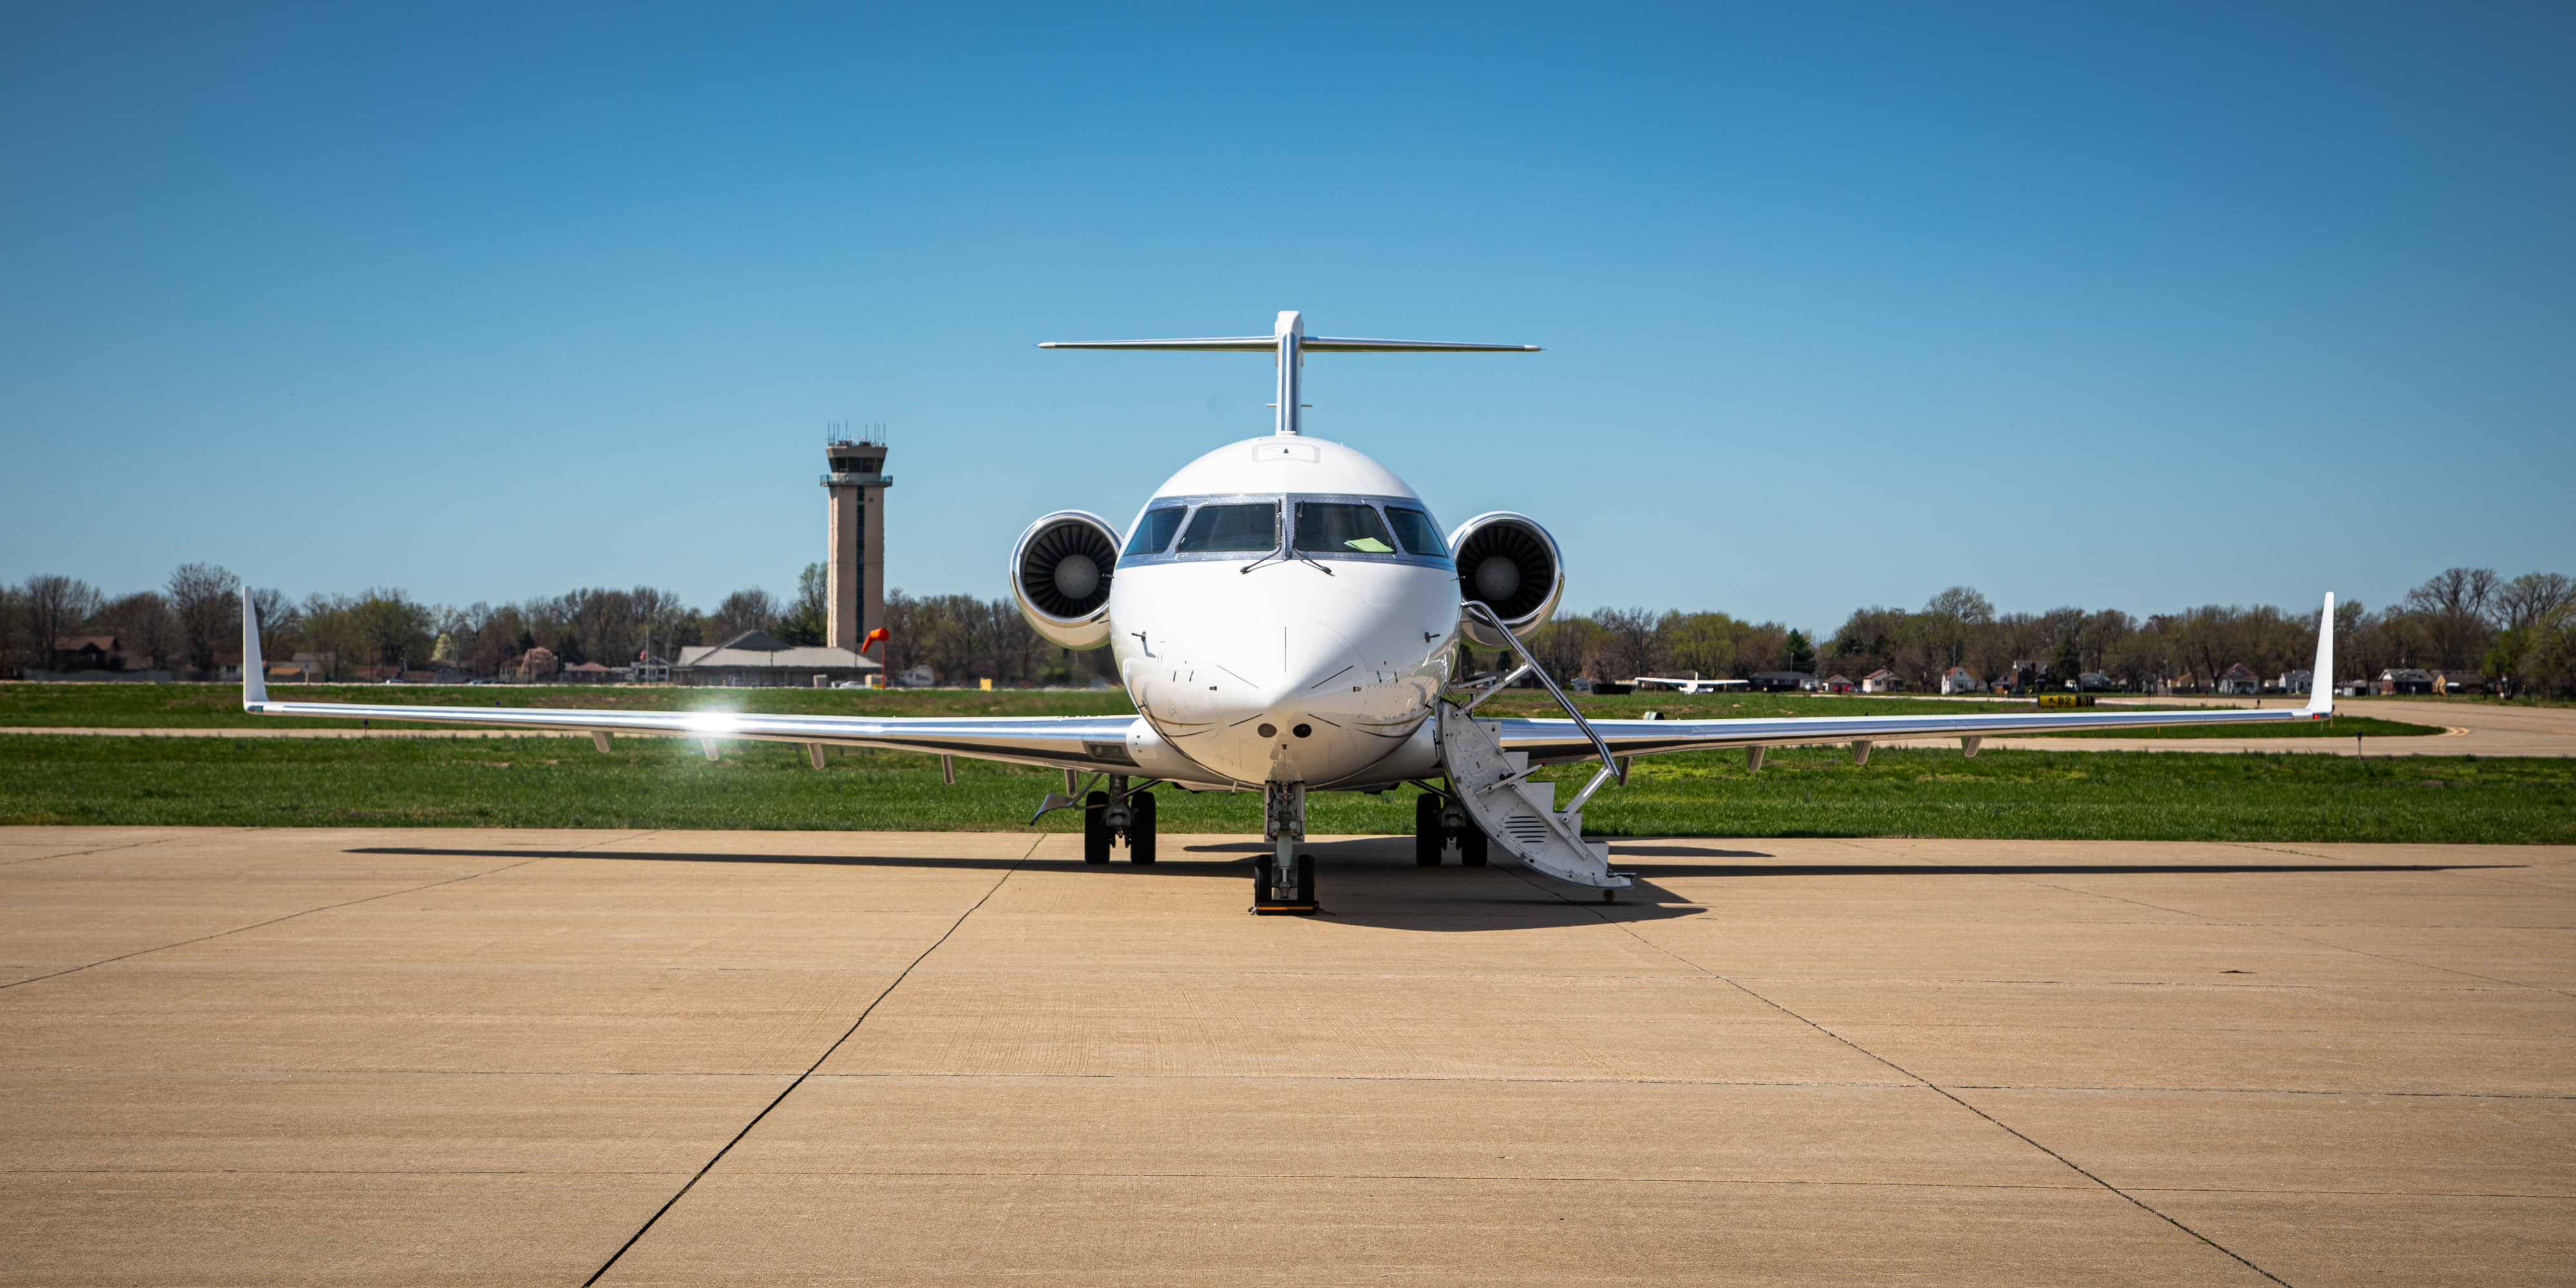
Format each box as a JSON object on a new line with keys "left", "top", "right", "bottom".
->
{"left": 1447, "top": 511, "right": 1564, "bottom": 646}
{"left": 1010, "top": 511, "right": 1121, "bottom": 649}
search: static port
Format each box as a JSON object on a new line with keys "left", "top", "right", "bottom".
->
{"left": 1256, "top": 723, "right": 1278, "bottom": 739}
{"left": 1293, "top": 724, "right": 1312, "bottom": 738}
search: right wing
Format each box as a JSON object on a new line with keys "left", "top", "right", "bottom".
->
{"left": 238, "top": 591, "right": 1144, "bottom": 773}
{"left": 1495, "top": 594, "right": 2342, "bottom": 765}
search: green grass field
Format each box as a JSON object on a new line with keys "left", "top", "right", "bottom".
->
{"left": 2, "top": 729, "right": 2563, "bottom": 844}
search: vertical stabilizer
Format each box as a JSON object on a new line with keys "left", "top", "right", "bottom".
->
{"left": 240, "top": 587, "right": 269, "bottom": 708}
{"left": 1273, "top": 310, "right": 1304, "bottom": 437}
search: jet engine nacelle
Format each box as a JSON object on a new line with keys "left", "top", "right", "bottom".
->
{"left": 1448, "top": 511, "right": 1565, "bottom": 647}
{"left": 1010, "top": 511, "right": 1121, "bottom": 650}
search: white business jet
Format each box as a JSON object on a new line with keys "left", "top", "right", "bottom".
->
{"left": 238, "top": 310, "right": 2338, "bottom": 913}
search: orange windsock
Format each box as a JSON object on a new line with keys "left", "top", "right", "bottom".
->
{"left": 860, "top": 628, "right": 889, "bottom": 654}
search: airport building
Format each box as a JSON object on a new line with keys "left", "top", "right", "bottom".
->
{"left": 672, "top": 630, "right": 880, "bottom": 687}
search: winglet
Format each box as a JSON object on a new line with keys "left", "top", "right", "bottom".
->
{"left": 2306, "top": 592, "right": 2335, "bottom": 716}
{"left": 240, "top": 587, "right": 269, "bottom": 709}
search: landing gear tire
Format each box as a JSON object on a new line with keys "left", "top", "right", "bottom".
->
{"left": 1126, "top": 790, "right": 1157, "bottom": 863}
{"left": 1251, "top": 853, "right": 1318, "bottom": 913}
{"left": 1455, "top": 824, "right": 1490, "bottom": 867}
{"left": 1082, "top": 790, "right": 1112, "bottom": 864}
{"left": 1414, "top": 793, "right": 1444, "bottom": 866}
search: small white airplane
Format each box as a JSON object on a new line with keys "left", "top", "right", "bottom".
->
{"left": 1629, "top": 677, "right": 1747, "bottom": 694}
{"left": 238, "top": 310, "right": 2339, "bottom": 913}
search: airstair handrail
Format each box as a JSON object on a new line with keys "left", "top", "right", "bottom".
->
{"left": 1455, "top": 601, "right": 1625, "bottom": 795}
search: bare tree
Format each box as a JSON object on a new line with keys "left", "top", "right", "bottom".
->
{"left": 21, "top": 574, "right": 104, "bottom": 672}
{"left": 2496, "top": 573, "right": 2575, "bottom": 633}
{"left": 247, "top": 587, "right": 299, "bottom": 664}
{"left": 94, "top": 591, "right": 178, "bottom": 671}
{"left": 166, "top": 563, "right": 242, "bottom": 675}
{"left": 1592, "top": 607, "right": 1660, "bottom": 681}
{"left": 2403, "top": 567, "right": 2501, "bottom": 670}
{"left": 708, "top": 588, "right": 781, "bottom": 643}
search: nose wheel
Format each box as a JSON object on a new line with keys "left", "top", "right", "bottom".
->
{"left": 1253, "top": 853, "right": 1316, "bottom": 915}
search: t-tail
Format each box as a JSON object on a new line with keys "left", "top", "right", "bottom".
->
{"left": 1039, "top": 310, "right": 1538, "bottom": 437}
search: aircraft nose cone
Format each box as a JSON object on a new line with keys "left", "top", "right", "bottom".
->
{"left": 1142, "top": 626, "right": 1371, "bottom": 784}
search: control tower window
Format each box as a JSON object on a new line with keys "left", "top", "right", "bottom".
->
{"left": 1384, "top": 507, "right": 1448, "bottom": 558}
{"left": 1177, "top": 502, "right": 1279, "bottom": 553}
{"left": 1124, "top": 507, "right": 1186, "bottom": 556}
{"left": 1293, "top": 502, "right": 1396, "bottom": 554}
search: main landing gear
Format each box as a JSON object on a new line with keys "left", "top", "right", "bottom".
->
{"left": 1254, "top": 782, "right": 1320, "bottom": 915}
{"left": 1084, "top": 776, "right": 1157, "bottom": 864}
{"left": 1412, "top": 788, "right": 1489, "bottom": 867}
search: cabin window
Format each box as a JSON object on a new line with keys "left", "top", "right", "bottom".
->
{"left": 1176, "top": 502, "right": 1279, "bottom": 553}
{"left": 1293, "top": 503, "right": 1397, "bottom": 554}
{"left": 1383, "top": 507, "right": 1447, "bottom": 558}
{"left": 1124, "top": 507, "right": 1187, "bottom": 556}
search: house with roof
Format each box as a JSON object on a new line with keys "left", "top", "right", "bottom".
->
{"left": 1819, "top": 673, "right": 1856, "bottom": 694}
{"left": 1864, "top": 668, "right": 1908, "bottom": 693}
{"left": 2215, "top": 663, "right": 2262, "bottom": 694}
{"left": 52, "top": 636, "right": 126, "bottom": 671}
{"left": 1937, "top": 667, "right": 1982, "bottom": 694}
{"left": 2377, "top": 668, "right": 2434, "bottom": 695}
{"left": 674, "top": 630, "right": 882, "bottom": 688}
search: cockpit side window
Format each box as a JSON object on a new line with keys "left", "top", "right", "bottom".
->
{"left": 1293, "top": 502, "right": 1397, "bottom": 554}
{"left": 1124, "top": 507, "right": 1186, "bottom": 556}
{"left": 1383, "top": 507, "right": 1447, "bottom": 558}
{"left": 1175, "top": 502, "right": 1279, "bottom": 553}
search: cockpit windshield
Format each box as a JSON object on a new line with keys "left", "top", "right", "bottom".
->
{"left": 1175, "top": 502, "right": 1278, "bottom": 553}
{"left": 1293, "top": 502, "right": 1396, "bottom": 554}
{"left": 1383, "top": 507, "right": 1447, "bottom": 558}
{"left": 1124, "top": 507, "right": 1186, "bottom": 556}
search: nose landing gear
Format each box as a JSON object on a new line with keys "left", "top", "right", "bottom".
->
{"left": 1254, "top": 782, "right": 1320, "bottom": 914}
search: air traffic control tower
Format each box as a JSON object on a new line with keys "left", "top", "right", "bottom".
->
{"left": 822, "top": 433, "right": 892, "bottom": 652}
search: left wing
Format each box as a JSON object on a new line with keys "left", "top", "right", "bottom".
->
{"left": 237, "top": 591, "right": 1142, "bottom": 772}
{"left": 1499, "top": 594, "right": 2340, "bottom": 764}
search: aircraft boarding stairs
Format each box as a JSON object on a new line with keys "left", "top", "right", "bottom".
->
{"left": 1438, "top": 603, "right": 1635, "bottom": 901}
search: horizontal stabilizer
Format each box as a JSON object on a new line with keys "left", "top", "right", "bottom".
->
{"left": 1043, "top": 310, "right": 1536, "bottom": 436}
{"left": 1040, "top": 336, "right": 1537, "bottom": 352}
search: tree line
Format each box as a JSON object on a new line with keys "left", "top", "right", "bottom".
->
{"left": 1510, "top": 566, "right": 2576, "bottom": 694}
{"left": 0, "top": 563, "right": 1088, "bottom": 687}
{"left": 5, "top": 563, "right": 2571, "bottom": 693}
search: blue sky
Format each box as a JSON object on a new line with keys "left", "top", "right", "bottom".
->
{"left": 4, "top": 3, "right": 2569, "bottom": 634}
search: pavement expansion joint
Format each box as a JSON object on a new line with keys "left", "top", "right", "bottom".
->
{"left": 578, "top": 833, "right": 1043, "bottom": 1288}
{"left": 0, "top": 828, "right": 246, "bottom": 867}
{"left": 0, "top": 838, "right": 629, "bottom": 993}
